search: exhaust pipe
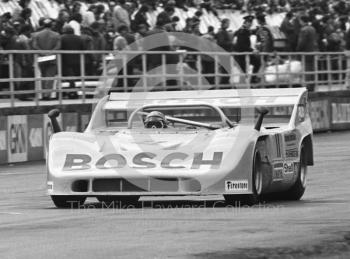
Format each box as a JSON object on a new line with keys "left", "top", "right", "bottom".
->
{"left": 254, "top": 108, "right": 269, "bottom": 131}
{"left": 48, "top": 109, "right": 62, "bottom": 133}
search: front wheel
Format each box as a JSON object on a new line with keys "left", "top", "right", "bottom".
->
{"left": 51, "top": 195, "right": 86, "bottom": 208}
{"left": 224, "top": 150, "right": 263, "bottom": 206}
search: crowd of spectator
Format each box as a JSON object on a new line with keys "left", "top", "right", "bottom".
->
{"left": 1, "top": 0, "right": 350, "bottom": 98}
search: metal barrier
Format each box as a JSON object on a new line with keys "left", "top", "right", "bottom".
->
{"left": 0, "top": 50, "right": 349, "bottom": 108}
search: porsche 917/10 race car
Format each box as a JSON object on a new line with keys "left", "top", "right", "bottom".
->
{"left": 47, "top": 88, "right": 313, "bottom": 208}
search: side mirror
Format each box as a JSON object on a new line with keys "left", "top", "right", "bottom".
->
{"left": 254, "top": 108, "right": 269, "bottom": 131}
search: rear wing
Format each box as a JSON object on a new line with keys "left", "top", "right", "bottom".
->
{"left": 87, "top": 88, "right": 307, "bottom": 131}
{"left": 105, "top": 88, "right": 307, "bottom": 110}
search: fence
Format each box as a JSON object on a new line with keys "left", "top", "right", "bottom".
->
{"left": 0, "top": 50, "right": 350, "bottom": 108}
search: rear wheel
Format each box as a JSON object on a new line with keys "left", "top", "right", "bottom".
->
{"left": 97, "top": 196, "right": 140, "bottom": 207}
{"left": 224, "top": 150, "right": 263, "bottom": 206}
{"left": 281, "top": 144, "right": 307, "bottom": 200}
{"left": 51, "top": 195, "right": 86, "bottom": 208}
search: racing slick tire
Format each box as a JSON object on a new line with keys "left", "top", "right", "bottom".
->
{"left": 51, "top": 195, "right": 86, "bottom": 208}
{"left": 281, "top": 144, "right": 307, "bottom": 200}
{"left": 224, "top": 150, "right": 263, "bottom": 206}
{"left": 97, "top": 196, "right": 140, "bottom": 207}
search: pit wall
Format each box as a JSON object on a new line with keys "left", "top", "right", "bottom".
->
{"left": 0, "top": 90, "right": 350, "bottom": 164}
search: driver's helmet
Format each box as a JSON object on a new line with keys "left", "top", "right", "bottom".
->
{"left": 144, "top": 111, "right": 168, "bottom": 128}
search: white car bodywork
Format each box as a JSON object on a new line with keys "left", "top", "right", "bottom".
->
{"left": 47, "top": 88, "right": 313, "bottom": 207}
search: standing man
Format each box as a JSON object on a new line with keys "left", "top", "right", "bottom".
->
{"left": 13, "top": 24, "right": 33, "bottom": 100}
{"left": 296, "top": 15, "right": 318, "bottom": 91}
{"left": 60, "top": 25, "right": 84, "bottom": 99}
{"left": 233, "top": 15, "right": 261, "bottom": 83}
{"left": 68, "top": 13, "right": 82, "bottom": 36}
{"left": 113, "top": 0, "right": 130, "bottom": 31}
{"left": 216, "top": 18, "right": 233, "bottom": 86}
{"left": 32, "top": 18, "right": 61, "bottom": 100}
{"left": 280, "top": 11, "right": 297, "bottom": 51}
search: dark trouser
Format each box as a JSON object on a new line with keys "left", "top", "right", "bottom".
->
{"left": 63, "top": 63, "right": 81, "bottom": 98}
{"left": 304, "top": 56, "right": 315, "bottom": 91}
{"left": 234, "top": 54, "right": 261, "bottom": 74}
{"left": 201, "top": 59, "right": 215, "bottom": 85}
{"left": 63, "top": 63, "right": 80, "bottom": 88}
{"left": 14, "top": 62, "right": 34, "bottom": 99}
{"left": 39, "top": 61, "right": 57, "bottom": 98}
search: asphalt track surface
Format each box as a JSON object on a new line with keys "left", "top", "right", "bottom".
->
{"left": 1, "top": 132, "right": 350, "bottom": 259}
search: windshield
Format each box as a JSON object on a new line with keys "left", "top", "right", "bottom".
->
{"left": 105, "top": 105, "right": 293, "bottom": 129}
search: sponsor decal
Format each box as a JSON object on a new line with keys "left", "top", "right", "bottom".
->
{"left": 332, "top": 103, "right": 350, "bottom": 124}
{"left": 0, "top": 130, "right": 6, "bottom": 151}
{"left": 7, "top": 115, "right": 28, "bottom": 163}
{"left": 286, "top": 149, "right": 298, "bottom": 158}
{"left": 273, "top": 162, "right": 284, "bottom": 169}
{"left": 225, "top": 180, "right": 249, "bottom": 192}
{"left": 284, "top": 132, "right": 297, "bottom": 149}
{"left": 62, "top": 152, "right": 223, "bottom": 171}
{"left": 284, "top": 133, "right": 296, "bottom": 143}
{"left": 273, "top": 161, "right": 284, "bottom": 181}
{"left": 273, "top": 169, "right": 283, "bottom": 181}
{"left": 283, "top": 162, "right": 294, "bottom": 174}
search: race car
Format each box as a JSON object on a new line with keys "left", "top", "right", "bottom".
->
{"left": 47, "top": 88, "right": 313, "bottom": 208}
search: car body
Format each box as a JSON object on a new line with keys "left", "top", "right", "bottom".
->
{"left": 47, "top": 88, "right": 313, "bottom": 208}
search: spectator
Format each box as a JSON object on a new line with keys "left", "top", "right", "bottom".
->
{"left": 134, "top": 23, "right": 149, "bottom": 47}
{"left": 131, "top": 4, "right": 149, "bottom": 32}
{"left": 0, "top": 12, "right": 13, "bottom": 32}
{"left": 61, "top": 25, "right": 85, "bottom": 98}
{"left": 169, "top": 16, "right": 180, "bottom": 32}
{"left": 113, "top": 24, "right": 136, "bottom": 90}
{"left": 325, "top": 25, "right": 345, "bottom": 81}
{"left": 95, "top": 4, "right": 106, "bottom": 23}
{"left": 296, "top": 15, "right": 318, "bottom": 90}
{"left": 200, "top": 0, "right": 218, "bottom": 17}
{"left": 18, "top": 8, "right": 34, "bottom": 33}
{"left": 201, "top": 26, "right": 216, "bottom": 85}
{"left": 68, "top": 13, "right": 83, "bottom": 36}
{"left": 82, "top": 5, "right": 96, "bottom": 27}
{"left": 13, "top": 24, "right": 33, "bottom": 100}
{"left": 255, "top": 13, "right": 274, "bottom": 53}
{"left": 113, "top": 25, "right": 130, "bottom": 51}
{"left": 296, "top": 15, "right": 319, "bottom": 52}
{"left": 53, "top": 9, "right": 70, "bottom": 34}
{"left": 31, "top": 18, "right": 61, "bottom": 100}
{"left": 216, "top": 18, "right": 233, "bottom": 85}
{"left": 233, "top": 15, "right": 261, "bottom": 83}
{"left": 144, "top": 16, "right": 171, "bottom": 71}
{"left": 90, "top": 22, "right": 106, "bottom": 75}
{"left": 80, "top": 26, "right": 95, "bottom": 76}
{"left": 113, "top": 0, "right": 131, "bottom": 30}
{"left": 71, "top": 1, "right": 82, "bottom": 16}
{"left": 216, "top": 18, "right": 233, "bottom": 52}
{"left": 280, "top": 11, "right": 296, "bottom": 51}
{"left": 157, "top": 5, "right": 175, "bottom": 27}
